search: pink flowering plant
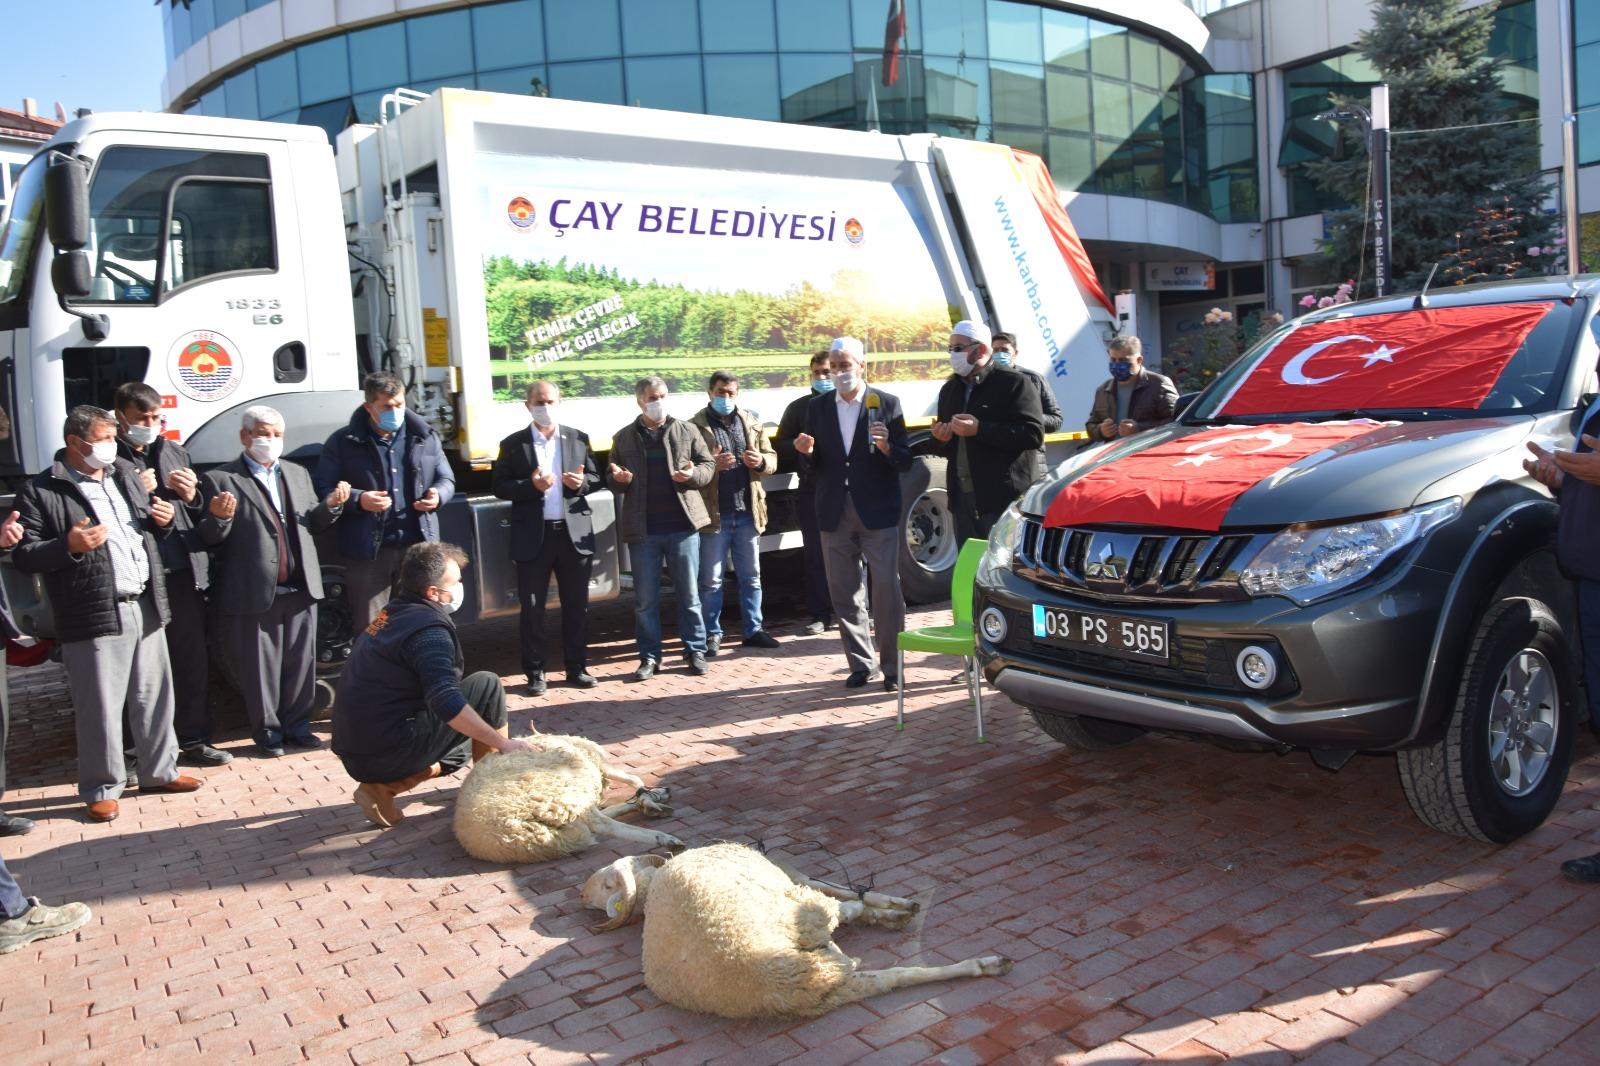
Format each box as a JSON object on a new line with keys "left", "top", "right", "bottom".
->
{"left": 1163, "top": 307, "right": 1286, "bottom": 393}
{"left": 1297, "top": 279, "right": 1356, "bottom": 312}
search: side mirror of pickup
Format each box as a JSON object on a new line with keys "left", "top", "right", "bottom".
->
{"left": 44, "top": 153, "right": 90, "bottom": 252}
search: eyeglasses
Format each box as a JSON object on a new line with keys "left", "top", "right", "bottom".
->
{"left": 947, "top": 342, "right": 974, "bottom": 354}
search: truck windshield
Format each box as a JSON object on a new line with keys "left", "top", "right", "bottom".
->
{"left": 0, "top": 152, "right": 45, "bottom": 313}
{"left": 1185, "top": 298, "right": 1583, "bottom": 423}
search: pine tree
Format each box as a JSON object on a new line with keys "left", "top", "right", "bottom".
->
{"left": 1306, "top": 0, "right": 1556, "bottom": 294}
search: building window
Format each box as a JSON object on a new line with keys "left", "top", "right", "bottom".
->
{"left": 298, "top": 37, "right": 351, "bottom": 106}
{"left": 700, "top": 0, "right": 775, "bottom": 52}
{"left": 408, "top": 11, "right": 475, "bottom": 83}
{"left": 549, "top": 60, "right": 625, "bottom": 105}
{"left": 474, "top": 1, "right": 545, "bottom": 74}
{"left": 256, "top": 50, "right": 299, "bottom": 119}
{"left": 349, "top": 23, "right": 409, "bottom": 94}
{"left": 1578, "top": 0, "right": 1600, "bottom": 165}
{"left": 625, "top": 56, "right": 705, "bottom": 111}
{"left": 622, "top": 0, "right": 700, "bottom": 55}
{"left": 705, "top": 54, "right": 780, "bottom": 120}
{"left": 547, "top": 0, "right": 620, "bottom": 62}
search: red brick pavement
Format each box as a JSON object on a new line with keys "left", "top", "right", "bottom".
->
{"left": 0, "top": 597, "right": 1596, "bottom": 1066}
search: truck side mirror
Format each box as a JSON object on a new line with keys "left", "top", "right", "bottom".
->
{"left": 45, "top": 153, "right": 91, "bottom": 252}
{"left": 51, "top": 250, "right": 92, "bottom": 299}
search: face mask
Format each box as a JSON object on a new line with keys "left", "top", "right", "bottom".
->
{"left": 833, "top": 371, "right": 859, "bottom": 394}
{"left": 528, "top": 404, "right": 554, "bottom": 427}
{"left": 1108, "top": 361, "right": 1134, "bottom": 382}
{"left": 79, "top": 439, "right": 118, "bottom": 470}
{"left": 710, "top": 396, "right": 736, "bottom": 416}
{"left": 435, "top": 584, "right": 463, "bottom": 614}
{"left": 993, "top": 350, "right": 1014, "bottom": 368}
{"left": 249, "top": 436, "right": 284, "bottom": 465}
{"left": 124, "top": 423, "right": 160, "bottom": 447}
{"left": 812, "top": 377, "right": 835, "bottom": 394}
{"left": 376, "top": 407, "right": 404, "bottom": 432}
{"left": 949, "top": 348, "right": 977, "bottom": 377}
{"left": 642, "top": 400, "right": 665, "bottom": 423}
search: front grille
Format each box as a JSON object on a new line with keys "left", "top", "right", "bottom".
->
{"left": 1017, "top": 519, "right": 1267, "bottom": 603}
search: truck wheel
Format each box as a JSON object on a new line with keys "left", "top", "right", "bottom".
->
{"left": 899, "top": 455, "right": 959, "bottom": 604}
{"left": 1398, "top": 598, "right": 1573, "bottom": 843}
{"left": 1029, "top": 709, "right": 1146, "bottom": 751}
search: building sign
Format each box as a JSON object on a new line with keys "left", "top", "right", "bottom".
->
{"left": 1145, "top": 261, "right": 1216, "bottom": 291}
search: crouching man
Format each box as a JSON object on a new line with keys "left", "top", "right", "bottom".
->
{"left": 332, "top": 542, "right": 540, "bottom": 827}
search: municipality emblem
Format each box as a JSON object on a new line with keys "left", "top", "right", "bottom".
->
{"left": 169, "top": 331, "right": 242, "bottom": 403}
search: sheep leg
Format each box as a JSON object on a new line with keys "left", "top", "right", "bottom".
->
{"left": 589, "top": 810, "right": 685, "bottom": 853}
{"left": 834, "top": 899, "right": 916, "bottom": 930}
{"left": 602, "top": 764, "right": 647, "bottom": 792}
{"left": 826, "top": 956, "right": 1013, "bottom": 1008}
{"left": 798, "top": 876, "right": 919, "bottom": 915}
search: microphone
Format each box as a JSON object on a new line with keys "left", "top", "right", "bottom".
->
{"left": 865, "top": 391, "right": 881, "bottom": 424}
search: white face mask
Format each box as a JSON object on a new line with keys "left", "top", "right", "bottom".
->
{"left": 80, "top": 439, "right": 118, "bottom": 470}
{"left": 124, "top": 423, "right": 160, "bottom": 447}
{"left": 248, "top": 436, "right": 284, "bottom": 465}
{"left": 642, "top": 399, "right": 665, "bottom": 423}
{"left": 435, "top": 584, "right": 463, "bottom": 613}
{"left": 528, "top": 404, "right": 554, "bottom": 427}
{"left": 833, "top": 371, "right": 860, "bottom": 394}
{"left": 949, "top": 348, "right": 978, "bottom": 377}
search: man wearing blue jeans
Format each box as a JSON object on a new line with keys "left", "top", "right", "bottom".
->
{"left": 692, "top": 371, "right": 781, "bottom": 656}
{"left": 0, "top": 853, "right": 91, "bottom": 954}
{"left": 607, "top": 377, "right": 717, "bottom": 681}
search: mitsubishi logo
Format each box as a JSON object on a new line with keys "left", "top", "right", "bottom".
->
{"left": 1085, "top": 541, "right": 1123, "bottom": 580}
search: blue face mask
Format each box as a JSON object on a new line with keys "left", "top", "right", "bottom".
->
{"left": 812, "top": 377, "right": 836, "bottom": 394}
{"left": 710, "top": 396, "right": 736, "bottom": 416}
{"left": 993, "top": 350, "right": 1013, "bottom": 368}
{"left": 1108, "top": 361, "right": 1134, "bottom": 382}
{"left": 376, "top": 407, "right": 404, "bottom": 432}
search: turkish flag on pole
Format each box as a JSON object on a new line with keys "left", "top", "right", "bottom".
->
{"left": 1042, "top": 423, "right": 1382, "bottom": 532}
{"left": 1219, "top": 303, "right": 1554, "bottom": 417}
{"left": 882, "top": 0, "right": 906, "bottom": 87}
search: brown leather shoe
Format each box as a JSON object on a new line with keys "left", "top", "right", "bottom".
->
{"left": 85, "top": 800, "right": 119, "bottom": 823}
{"left": 143, "top": 776, "right": 203, "bottom": 793}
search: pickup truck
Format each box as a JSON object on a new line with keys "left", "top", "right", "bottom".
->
{"left": 975, "top": 276, "right": 1596, "bottom": 842}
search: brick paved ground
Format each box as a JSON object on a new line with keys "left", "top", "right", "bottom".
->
{"left": 0, "top": 592, "right": 1597, "bottom": 1065}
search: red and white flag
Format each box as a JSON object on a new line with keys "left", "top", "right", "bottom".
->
{"left": 882, "top": 0, "right": 906, "bottom": 87}
{"left": 1042, "top": 423, "right": 1382, "bottom": 532}
{"left": 1219, "top": 303, "right": 1554, "bottom": 417}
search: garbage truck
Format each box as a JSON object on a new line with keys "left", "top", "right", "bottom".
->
{"left": 0, "top": 86, "right": 1114, "bottom": 656}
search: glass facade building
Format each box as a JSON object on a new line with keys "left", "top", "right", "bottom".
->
{"left": 166, "top": 0, "right": 1259, "bottom": 224}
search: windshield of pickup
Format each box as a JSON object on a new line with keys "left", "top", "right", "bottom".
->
{"left": 0, "top": 152, "right": 45, "bottom": 317}
{"left": 1185, "top": 299, "right": 1582, "bottom": 423}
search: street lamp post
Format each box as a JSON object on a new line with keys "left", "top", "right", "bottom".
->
{"left": 1318, "top": 83, "right": 1393, "bottom": 298}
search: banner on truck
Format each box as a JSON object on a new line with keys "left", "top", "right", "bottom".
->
{"left": 476, "top": 154, "right": 960, "bottom": 433}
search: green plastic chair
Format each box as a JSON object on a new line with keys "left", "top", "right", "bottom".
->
{"left": 896, "top": 538, "right": 990, "bottom": 741}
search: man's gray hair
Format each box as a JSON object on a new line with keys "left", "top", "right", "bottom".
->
{"left": 241, "top": 405, "right": 285, "bottom": 432}
{"left": 634, "top": 376, "right": 668, "bottom": 402}
{"left": 524, "top": 379, "right": 560, "bottom": 402}
{"left": 62, "top": 405, "right": 115, "bottom": 443}
{"left": 1108, "top": 335, "right": 1143, "bottom": 358}
{"left": 363, "top": 370, "right": 405, "bottom": 402}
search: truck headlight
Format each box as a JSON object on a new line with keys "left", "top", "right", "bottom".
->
{"left": 1239, "top": 498, "right": 1461, "bottom": 605}
{"left": 978, "top": 503, "right": 1024, "bottom": 584}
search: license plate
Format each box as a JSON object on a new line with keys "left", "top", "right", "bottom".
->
{"left": 1032, "top": 604, "right": 1171, "bottom": 664}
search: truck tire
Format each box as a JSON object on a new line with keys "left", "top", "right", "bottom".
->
{"left": 1028, "top": 709, "right": 1146, "bottom": 750}
{"left": 1398, "top": 597, "right": 1573, "bottom": 843}
{"left": 899, "top": 455, "right": 960, "bottom": 604}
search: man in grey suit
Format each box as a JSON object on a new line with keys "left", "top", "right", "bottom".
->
{"left": 200, "top": 406, "right": 350, "bottom": 757}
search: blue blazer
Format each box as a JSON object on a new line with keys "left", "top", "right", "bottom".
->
{"left": 802, "top": 386, "right": 914, "bottom": 532}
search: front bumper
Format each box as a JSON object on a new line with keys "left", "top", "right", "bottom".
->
{"left": 975, "top": 562, "right": 1453, "bottom": 750}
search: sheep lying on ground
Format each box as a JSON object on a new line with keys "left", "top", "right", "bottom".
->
{"left": 453, "top": 733, "right": 682, "bottom": 863}
{"left": 580, "top": 842, "right": 1011, "bottom": 1018}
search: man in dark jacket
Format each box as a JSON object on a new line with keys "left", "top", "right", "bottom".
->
{"left": 332, "top": 542, "right": 536, "bottom": 828}
{"left": 1525, "top": 424, "right": 1600, "bottom": 883}
{"left": 607, "top": 376, "right": 716, "bottom": 681}
{"left": 201, "top": 406, "right": 349, "bottom": 757}
{"left": 13, "top": 405, "right": 200, "bottom": 823}
{"left": 774, "top": 351, "right": 837, "bottom": 635}
{"left": 1084, "top": 335, "right": 1179, "bottom": 442}
{"left": 491, "top": 381, "right": 602, "bottom": 693}
{"left": 930, "top": 319, "right": 1045, "bottom": 544}
{"left": 113, "top": 382, "right": 230, "bottom": 767}
{"left": 315, "top": 371, "right": 456, "bottom": 639}
{"left": 793, "top": 337, "right": 914, "bottom": 689}
{"left": 991, "top": 331, "right": 1062, "bottom": 479}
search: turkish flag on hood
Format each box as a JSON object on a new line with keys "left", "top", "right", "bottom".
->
{"left": 1043, "top": 422, "right": 1384, "bottom": 532}
{"left": 1218, "top": 303, "right": 1554, "bottom": 417}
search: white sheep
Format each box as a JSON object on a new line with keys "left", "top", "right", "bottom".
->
{"left": 453, "top": 733, "right": 682, "bottom": 863}
{"left": 580, "top": 842, "right": 1012, "bottom": 1018}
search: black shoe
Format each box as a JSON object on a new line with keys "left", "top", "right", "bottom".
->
{"left": 526, "top": 671, "right": 547, "bottom": 696}
{"left": 123, "top": 766, "right": 139, "bottom": 788}
{"left": 568, "top": 671, "right": 598, "bottom": 688}
{"left": 254, "top": 743, "right": 286, "bottom": 758}
{"left": 631, "top": 660, "right": 659, "bottom": 682}
{"left": 685, "top": 651, "right": 709, "bottom": 676}
{"left": 883, "top": 674, "right": 899, "bottom": 692}
{"left": 741, "top": 631, "right": 781, "bottom": 650}
{"left": 705, "top": 635, "right": 721, "bottom": 658}
{"left": 283, "top": 733, "right": 324, "bottom": 750}
{"left": 179, "top": 743, "right": 234, "bottom": 767}
{"left": 803, "top": 619, "right": 827, "bottom": 636}
{"left": 1561, "top": 852, "right": 1600, "bottom": 884}
{"left": 0, "top": 813, "right": 35, "bottom": 837}
{"left": 845, "top": 669, "right": 882, "bottom": 688}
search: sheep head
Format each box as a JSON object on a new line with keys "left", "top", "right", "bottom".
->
{"left": 580, "top": 853, "right": 667, "bottom": 931}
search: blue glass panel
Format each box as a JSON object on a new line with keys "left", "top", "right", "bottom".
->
{"left": 622, "top": 0, "right": 699, "bottom": 54}
{"left": 704, "top": 54, "right": 780, "bottom": 120}
{"left": 190, "top": 0, "right": 215, "bottom": 40}
{"left": 1045, "top": 68, "right": 1088, "bottom": 130}
{"left": 1578, "top": 42, "right": 1600, "bottom": 115}
{"left": 409, "top": 11, "right": 475, "bottom": 81}
{"left": 246, "top": 0, "right": 274, "bottom": 10}
{"left": 224, "top": 68, "right": 259, "bottom": 119}
{"left": 214, "top": 0, "right": 245, "bottom": 28}
{"left": 1042, "top": 9, "right": 1087, "bottom": 68}
{"left": 987, "top": 0, "right": 1039, "bottom": 63}
{"left": 990, "top": 61, "right": 1042, "bottom": 126}
{"left": 625, "top": 56, "right": 704, "bottom": 111}
{"left": 199, "top": 86, "right": 225, "bottom": 118}
{"left": 349, "top": 23, "right": 409, "bottom": 93}
{"left": 163, "top": 8, "right": 176, "bottom": 64}
{"left": 474, "top": 1, "right": 544, "bottom": 72}
{"left": 548, "top": 0, "right": 620, "bottom": 61}
{"left": 1048, "top": 132, "right": 1093, "bottom": 189}
{"left": 701, "top": 0, "right": 775, "bottom": 51}
{"left": 549, "top": 60, "right": 625, "bottom": 104}
{"left": 779, "top": 53, "right": 854, "bottom": 126}
{"left": 256, "top": 50, "right": 299, "bottom": 117}
{"left": 923, "top": 54, "right": 987, "bottom": 136}
{"left": 171, "top": 1, "right": 191, "bottom": 56}
{"left": 922, "top": 0, "right": 985, "bottom": 59}
{"left": 298, "top": 37, "right": 351, "bottom": 105}
{"left": 852, "top": 0, "right": 919, "bottom": 52}
{"left": 1578, "top": 0, "right": 1600, "bottom": 46}
{"left": 776, "top": 0, "right": 850, "bottom": 52}
{"left": 1088, "top": 20, "right": 1127, "bottom": 80}
{"left": 477, "top": 66, "right": 548, "bottom": 96}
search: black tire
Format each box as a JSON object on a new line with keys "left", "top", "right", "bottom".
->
{"left": 1028, "top": 708, "right": 1147, "bottom": 751}
{"left": 1398, "top": 597, "right": 1574, "bottom": 843}
{"left": 898, "top": 455, "right": 960, "bottom": 604}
